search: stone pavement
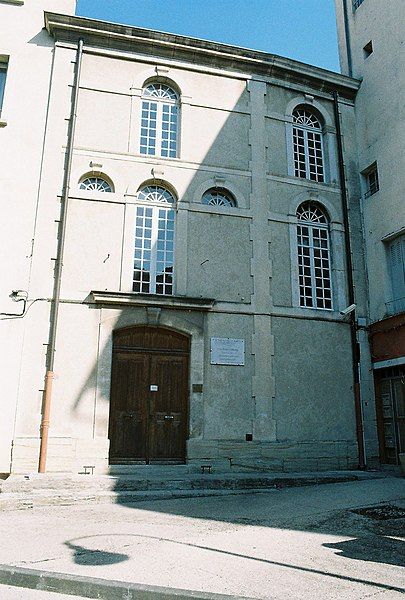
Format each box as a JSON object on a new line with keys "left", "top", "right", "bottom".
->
{"left": 0, "top": 477, "right": 404, "bottom": 599}
{"left": 0, "top": 467, "right": 386, "bottom": 510}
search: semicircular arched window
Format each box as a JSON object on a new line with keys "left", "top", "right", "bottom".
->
{"left": 140, "top": 83, "right": 180, "bottom": 159}
{"left": 292, "top": 106, "right": 324, "bottom": 183}
{"left": 296, "top": 201, "right": 332, "bottom": 310}
{"left": 202, "top": 188, "right": 236, "bottom": 208}
{"left": 137, "top": 185, "right": 175, "bottom": 205}
{"left": 79, "top": 176, "right": 113, "bottom": 192}
{"left": 133, "top": 185, "right": 176, "bottom": 296}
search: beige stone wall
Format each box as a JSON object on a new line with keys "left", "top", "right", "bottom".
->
{"left": 5, "top": 9, "right": 376, "bottom": 473}
{"left": 0, "top": 0, "right": 76, "bottom": 472}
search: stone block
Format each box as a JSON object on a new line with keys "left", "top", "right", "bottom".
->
{"left": 186, "top": 439, "right": 219, "bottom": 459}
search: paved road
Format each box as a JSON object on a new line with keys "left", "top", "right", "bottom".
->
{"left": 0, "top": 477, "right": 404, "bottom": 599}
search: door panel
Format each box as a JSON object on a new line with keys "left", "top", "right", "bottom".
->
{"left": 109, "top": 352, "right": 149, "bottom": 462}
{"left": 109, "top": 327, "right": 189, "bottom": 464}
{"left": 149, "top": 354, "right": 188, "bottom": 461}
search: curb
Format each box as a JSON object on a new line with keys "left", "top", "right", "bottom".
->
{"left": 0, "top": 564, "right": 254, "bottom": 599}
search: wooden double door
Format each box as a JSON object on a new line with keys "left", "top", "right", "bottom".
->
{"left": 109, "top": 326, "right": 190, "bottom": 464}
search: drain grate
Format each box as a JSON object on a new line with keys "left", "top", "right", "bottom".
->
{"left": 351, "top": 504, "right": 405, "bottom": 521}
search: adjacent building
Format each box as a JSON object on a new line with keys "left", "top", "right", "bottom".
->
{"left": 1, "top": 0, "right": 380, "bottom": 474}
{"left": 335, "top": 0, "right": 405, "bottom": 465}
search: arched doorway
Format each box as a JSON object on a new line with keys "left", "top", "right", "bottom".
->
{"left": 108, "top": 326, "right": 190, "bottom": 464}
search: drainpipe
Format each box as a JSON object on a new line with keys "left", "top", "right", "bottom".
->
{"left": 38, "top": 39, "right": 84, "bottom": 474}
{"left": 342, "top": 0, "right": 353, "bottom": 77}
{"left": 332, "top": 91, "right": 366, "bottom": 470}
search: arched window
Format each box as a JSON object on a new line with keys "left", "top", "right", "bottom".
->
{"left": 133, "top": 185, "right": 176, "bottom": 296}
{"left": 140, "top": 83, "right": 179, "bottom": 158}
{"left": 296, "top": 201, "right": 332, "bottom": 309}
{"left": 202, "top": 188, "right": 236, "bottom": 207}
{"left": 79, "top": 176, "right": 113, "bottom": 192}
{"left": 292, "top": 107, "right": 324, "bottom": 182}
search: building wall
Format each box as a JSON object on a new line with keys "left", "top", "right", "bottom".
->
{"left": 4, "top": 8, "right": 376, "bottom": 473}
{"left": 335, "top": 0, "right": 405, "bottom": 323}
{"left": 0, "top": 0, "right": 76, "bottom": 472}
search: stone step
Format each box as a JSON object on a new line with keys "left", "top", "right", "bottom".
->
{"left": 0, "top": 470, "right": 386, "bottom": 510}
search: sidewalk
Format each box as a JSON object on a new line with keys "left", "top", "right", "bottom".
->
{"left": 0, "top": 477, "right": 404, "bottom": 599}
{"left": 0, "top": 468, "right": 388, "bottom": 511}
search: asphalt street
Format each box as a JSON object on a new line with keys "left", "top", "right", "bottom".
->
{"left": 0, "top": 477, "right": 404, "bottom": 599}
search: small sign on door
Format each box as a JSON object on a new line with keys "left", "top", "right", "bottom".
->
{"left": 150, "top": 384, "right": 158, "bottom": 392}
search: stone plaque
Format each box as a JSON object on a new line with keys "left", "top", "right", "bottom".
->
{"left": 210, "top": 338, "right": 245, "bottom": 366}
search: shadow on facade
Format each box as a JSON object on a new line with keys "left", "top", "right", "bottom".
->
{"left": 35, "top": 34, "right": 389, "bottom": 585}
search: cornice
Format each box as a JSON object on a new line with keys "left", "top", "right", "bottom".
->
{"left": 44, "top": 12, "right": 360, "bottom": 100}
{"left": 88, "top": 291, "right": 215, "bottom": 311}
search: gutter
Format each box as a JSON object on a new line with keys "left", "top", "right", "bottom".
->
{"left": 38, "top": 39, "right": 84, "bottom": 474}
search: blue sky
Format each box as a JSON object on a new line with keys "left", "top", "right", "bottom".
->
{"left": 75, "top": 0, "right": 340, "bottom": 72}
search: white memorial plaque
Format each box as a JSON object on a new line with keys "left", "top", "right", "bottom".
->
{"left": 210, "top": 338, "right": 245, "bottom": 366}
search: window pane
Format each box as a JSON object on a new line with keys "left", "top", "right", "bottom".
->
{"left": 139, "top": 101, "right": 157, "bottom": 156}
{"left": 133, "top": 200, "right": 175, "bottom": 297}
{"left": 0, "top": 65, "right": 7, "bottom": 112}
{"left": 297, "top": 205, "right": 332, "bottom": 310}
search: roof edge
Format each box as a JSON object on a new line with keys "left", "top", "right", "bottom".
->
{"left": 44, "top": 11, "right": 360, "bottom": 99}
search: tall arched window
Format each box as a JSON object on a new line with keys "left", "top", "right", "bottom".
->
{"left": 133, "top": 185, "right": 176, "bottom": 295}
{"left": 292, "top": 107, "right": 324, "bottom": 182}
{"left": 296, "top": 201, "right": 332, "bottom": 309}
{"left": 140, "top": 83, "right": 179, "bottom": 158}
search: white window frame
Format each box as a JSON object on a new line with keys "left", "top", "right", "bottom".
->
{"left": 0, "top": 60, "right": 8, "bottom": 115}
{"left": 387, "top": 234, "right": 405, "bottom": 315}
{"left": 292, "top": 109, "right": 325, "bottom": 183}
{"left": 202, "top": 188, "right": 236, "bottom": 208}
{"left": 79, "top": 176, "right": 113, "bottom": 193}
{"left": 139, "top": 84, "right": 180, "bottom": 159}
{"left": 295, "top": 202, "right": 333, "bottom": 311}
{"left": 132, "top": 186, "right": 176, "bottom": 296}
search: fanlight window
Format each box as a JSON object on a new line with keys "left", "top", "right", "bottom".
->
{"left": 137, "top": 185, "right": 176, "bottom": 205}
{"left": 140, "top": 83, "right": 179, "bottom": 159}
{"left": 79, "top": 177, "right": 112, "bottom": 192}
{"left": 202, "top": 188, "right": 236, "bottom": 207}
{"left": 292, "top": 107, "right": 324, "bottom": 183}
{"left": 296, "top": 201, "right": 332, "bottom": 310}
{"left": 133, "top": 185, "right": 176, "bottom": 296}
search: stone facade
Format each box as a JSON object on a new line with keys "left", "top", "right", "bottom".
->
{"left": 335, "top": 0, "right": 405, "bottom": 464}
{"left": 0, "top": 1, "right": 378, "bottom": 474}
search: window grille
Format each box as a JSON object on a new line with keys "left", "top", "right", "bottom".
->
{"left": 202, "top": 188, "right": 236, "bottom": 207}
{"left": 140, "top": 83, "right": 179, "bottom": 159}
{"left": 292, "top": 107, "right": 324, "bottom": 183}
{"left": 364, "top": 164, "right": 379, "bottom": 197}
{"left": 133, "top": 185, "right": 175, "bottom": 296}
{"left": 296, "top": 201, "right": 332, "bottom": 310}
{"left": 79, "top": 177, "right": 113, "bottom": 192}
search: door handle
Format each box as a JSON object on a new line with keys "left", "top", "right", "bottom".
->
{"left": 164, "top": 415, "right": 174, "bottom": 420}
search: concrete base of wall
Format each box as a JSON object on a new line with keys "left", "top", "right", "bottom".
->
{"left": 187, "top": 438, "right": 361, "bottom": 472}
{"left": 11, "top": 436, "right": 365, "bottom": 474}
{"left": 11, "top": 437, "right": 109, "bottom": 474}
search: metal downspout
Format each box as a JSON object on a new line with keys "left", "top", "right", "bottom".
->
{"left": 342, "top": 0, "right": 353, "bottom": 77}
{"left": 38, "top": 39, "right": 84, "bottom": 474}
{"left": 332, "top": 91, "right": 366, "bottom": 470}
